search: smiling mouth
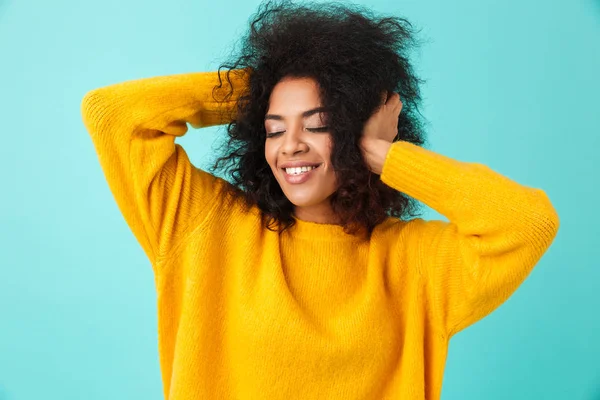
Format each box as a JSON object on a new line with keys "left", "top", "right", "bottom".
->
{"left": 282, "top": 164, "right": 322, "bottom": 176}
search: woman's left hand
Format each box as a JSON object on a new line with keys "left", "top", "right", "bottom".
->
{"left": 359, "top": 91, "right": 403, "bottom": 175}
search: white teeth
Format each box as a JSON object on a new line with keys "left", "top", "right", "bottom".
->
{"left": 285, "top": 165, "right": 317, "bottom": 175}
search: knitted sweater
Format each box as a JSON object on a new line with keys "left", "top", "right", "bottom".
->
{"left": 81, "top": 68, "right": 559, "bottom": 400}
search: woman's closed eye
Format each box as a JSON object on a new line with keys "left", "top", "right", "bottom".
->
{"left": 266, "top": 126, "right": 329, "bottom": 138}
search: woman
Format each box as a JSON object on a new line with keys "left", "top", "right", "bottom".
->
{"left": 81, "top": 1, "right": 559, "bottom": 399}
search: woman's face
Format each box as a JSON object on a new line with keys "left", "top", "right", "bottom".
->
{"left": 264, "top": 77, "right": 338, "bottom": 216}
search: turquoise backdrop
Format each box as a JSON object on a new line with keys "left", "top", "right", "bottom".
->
{"left": 0, "top": 0, "right": 598, "bottom": 399}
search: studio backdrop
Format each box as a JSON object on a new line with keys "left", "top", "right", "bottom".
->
{"left": 0, "top": 0, "right": 598, "bottom": 399}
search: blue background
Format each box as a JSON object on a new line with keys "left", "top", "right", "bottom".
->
{"left": 0, "top": 0, "right": 598, "bottom": 399}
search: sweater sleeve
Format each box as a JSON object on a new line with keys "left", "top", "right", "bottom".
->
{"left": 380, "top": 141, "right": 560, "bottom": 338}
{"left": 81, "top": 68, "right": 250, "bottom": 265}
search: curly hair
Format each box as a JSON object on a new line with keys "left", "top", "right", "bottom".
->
{"left": 210, "top": 0, "right": 428, "bottom": 237}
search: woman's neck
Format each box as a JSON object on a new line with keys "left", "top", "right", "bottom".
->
{"left": 293, "top": 203, "right": 341, "bottom": 225}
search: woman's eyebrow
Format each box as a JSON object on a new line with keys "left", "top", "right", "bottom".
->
{"left": 264, "top": 106, "right": 327, "bottom": 121}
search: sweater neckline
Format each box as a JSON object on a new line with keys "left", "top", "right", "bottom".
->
{"left": 287, "top": 217, "right": 363, "bottom": 241}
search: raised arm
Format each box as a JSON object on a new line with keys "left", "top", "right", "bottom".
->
{"left": 81, "top": 68, "right": 250, "bottom": 266}
{"left": 380, "top": 141, "right": 560, "bottom": 338}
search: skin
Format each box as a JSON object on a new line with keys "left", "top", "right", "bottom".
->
{"left": 264, "top": 76, "right": 403, "bottom": 224}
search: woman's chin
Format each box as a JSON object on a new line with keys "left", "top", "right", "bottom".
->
{"left": 283, "top": 191, "right": 331, "bottom": 209}
{"left": 286, "top": 197, "right": 323, "bottom": 208}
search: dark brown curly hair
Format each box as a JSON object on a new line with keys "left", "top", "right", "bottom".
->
{"left": 210, "top": 0, "right": 428, "bottom": 237}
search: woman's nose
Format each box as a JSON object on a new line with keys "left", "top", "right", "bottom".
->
{"left": 281, "top": 129, "right": 309, "bottom": 155}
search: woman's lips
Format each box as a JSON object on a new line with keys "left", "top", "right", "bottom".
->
{"left": 281, "top": 164, "right": 321, "bottom": 184}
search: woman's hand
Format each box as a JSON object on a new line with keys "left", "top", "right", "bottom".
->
{"left": 359, "top": 91, "right": 403, "bottom": 175}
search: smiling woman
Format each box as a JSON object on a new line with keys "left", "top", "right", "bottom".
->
{"left": 210, "top": 0, "right": 426, "bottom": 236}
{"left": 80, "top": 0, "right": 560, "bottom": 399}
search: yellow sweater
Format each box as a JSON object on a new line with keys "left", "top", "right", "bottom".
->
{"left": 81, "top": 69, "right": 559, "bottom": 400}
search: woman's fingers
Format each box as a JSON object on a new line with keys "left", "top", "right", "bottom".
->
{"left": 380, "top": 90, "right": 388, "bottom": 105}
{"left": 378, "top": 91, "right": 402, "bottom": 115}
{"left": 381, "top": 91, "right": 401, "bottom": 105}
{"left": 395, "top": 97, "right": 403, "bottom": 113}
{"left": 387, "top": 92, "right": 400, "bottom": 104}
